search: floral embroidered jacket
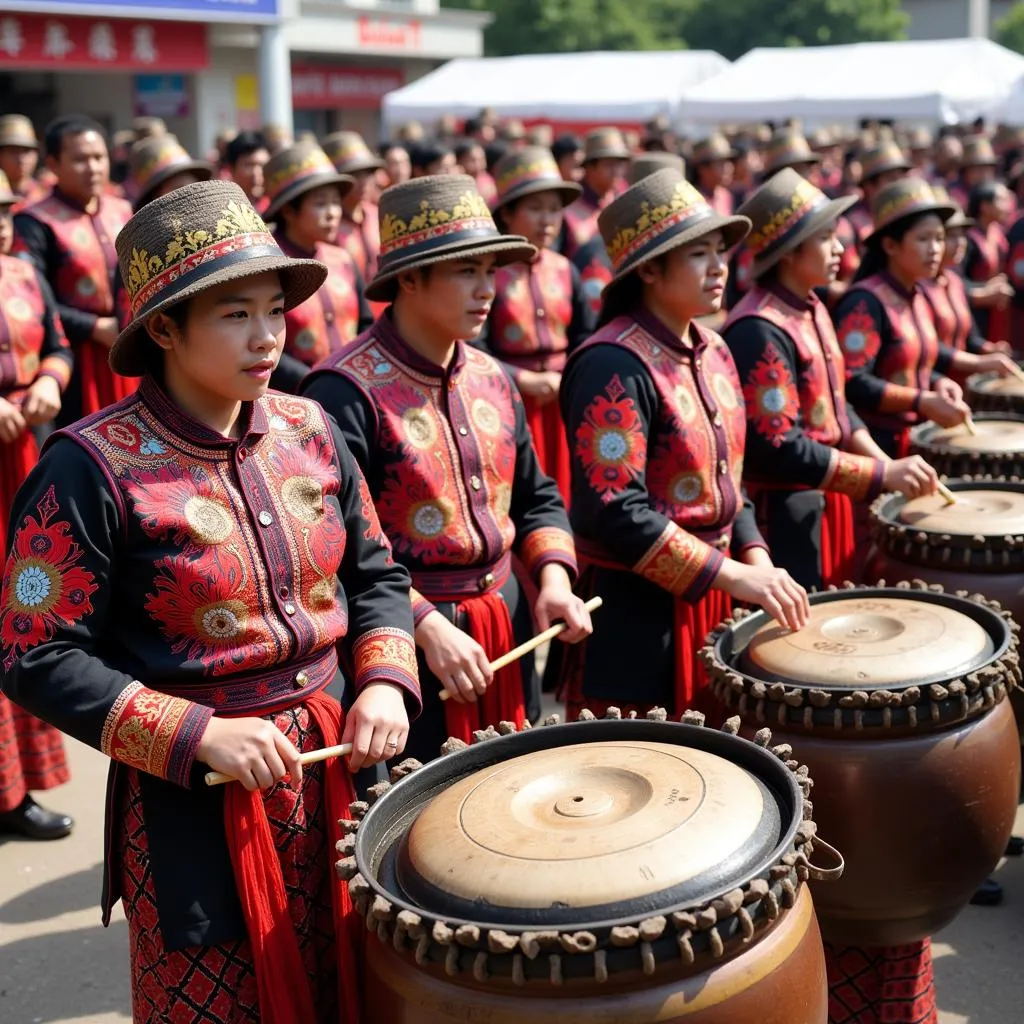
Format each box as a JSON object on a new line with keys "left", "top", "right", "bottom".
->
{"left": 0, "top": 378, "right": 419, "bottom": 948}
{"left": 919, "top": 271, "right": 985, "bottom": 354}
{"left": 832, "top": 272, "right": 955, "bottom": 435}
{"left": 302, "top": 313, "right": 577, "bottom": 627}
{"left": 478, "top": 248, "right": 594, "bottom": 380}
{"left": 561, "top": 184, "right": 614, "bottom": 261}
{"left": 724, "top": 283, "right": 884, "bottom": 501}
{"left": 571, "top": 233, "right": 613, "bottom": 320}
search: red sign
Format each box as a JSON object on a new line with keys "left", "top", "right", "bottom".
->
{"left": 291, "top": 65, "right": 404, "bottom": 110}
{"left": 356, "top": 15, "right": 421, "bottom": 51}
{"left": 0, "top": 12, "right": 209, "bottom": 70}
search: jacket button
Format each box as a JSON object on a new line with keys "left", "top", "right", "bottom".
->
{"left": 258, "top": 510, "right": 273, "bottom": 527}
{"left": 713, "top": 413, "right": 723, "bottom": 427}
{"left": 479, "top": 572, "right": 495, "bottom": 590}
{"left": 324, "top": 312, "right": 335, "bottom": 324}
{"left": 718, "top": 460, "right": 728, "bottom": 474}
{"left": 294, "top": 670, "right": 309, "bottom": 688}
{"left": 459, "top": 426, "right": 468, "bottom": 436}
{"left": 470, "top": 475, "right": 481, "bottom": 490}
{"left": 536, "top": 308, "right": 545, "bottom": 318}
{"left": 284, "top": 602, "right": 297, "bottom": 616}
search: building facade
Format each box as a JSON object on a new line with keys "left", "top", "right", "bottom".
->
{"left": 901, "top": 0, "right": 1013, "bottom": 40}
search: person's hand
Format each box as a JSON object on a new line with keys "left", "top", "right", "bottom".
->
{"left": 342, "top": 681, "right": 410, "bottom": 771}
{"left": 92, "top": 316, "right": 120, "bottom": 348}
{"left": 533, "top": 579, "right": 593, "bottom": 643}
{"left": 415, "top": 610, "right": 492, "bottom": 703}
{"left": 0, "top": 396, "right": 27, "bottom": 443}
{"left": 21, "top": 376, "right": 61, "bottom": 426}
{"left": 919, "top": 390, "right": 970, "bottom": 428}
{"left": 196, "top": 716, "right": 302, "bottom": 792}
{"left": 883, "top": 455, "right": 938, "bottom": 498}
{"left": 981, "top": 340, "right": 1013, "bottom": 355}
{"left": 978, "top": 352, "right": 1021, "bottom": 378}
{"left": 517, "top": 370, "right": 561, "bottom": 405}
{"left": 712, "top": 559, "right": 810, "bottom": 632}
{"left": 933, "top": 377, "right": 963, "bottom": 404}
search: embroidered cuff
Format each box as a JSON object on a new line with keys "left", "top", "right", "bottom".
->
{"left": 38, "top": 356, "right": 72, "bottom": 393}
{"left": 410, "top": 587, "right": 438, "bottom": 627}
{"left": 633, "top": 523, "right": 724, "bottom": 603}
{"left": 518, "top": 526, "right": 578, "bottom": 583}
{"left": 878, "top": 383, "right": 920, "bottom": 415}
{"left": 822, "top": 450, "right": 886, "bottom": 502}
{"left": 101, "top": 682, "right": 212, "bottom": 788}
{"left": 352, "top": 626, "right": 420, "bottom": 700}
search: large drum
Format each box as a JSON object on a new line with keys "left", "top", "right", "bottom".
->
{"left": 702, "top": 583, "right": 1021, "bottom": 948}
{"left": 966, "top": 370, "right": 1024, "bottom": 416}
{"left": 910, "top": 412, "right": 1024, "bottom": 478}
{"left": 340, "top": 713, "right": 837, "bottom": 1023}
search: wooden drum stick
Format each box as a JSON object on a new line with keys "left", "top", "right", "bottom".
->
{"left": 205, "top": 742, "right": 354, "bottom": 787}
{"left": 962, "top": 415, "right": 979, "bottom": 437}
{"left": 936, "top": 480, "right": 958, "bottom": 506}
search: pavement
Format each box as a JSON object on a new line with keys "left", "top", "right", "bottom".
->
{"left": 0, "top": 733, "right": 1021, "bottom": 1024}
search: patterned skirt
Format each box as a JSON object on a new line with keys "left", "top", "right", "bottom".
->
{"left": 826, "top": 940, "right": 938, "bottom": 1024}
{"left": 0, "top": 694, "right": 69, "bottom": 813}
{"left": 121, "top": 705, "right": 346, "bottom": 1024}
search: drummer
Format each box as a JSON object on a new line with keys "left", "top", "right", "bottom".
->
{"left": 832, "top": 178, "right": 1016, "bottom": 459}
{"left": 555, "top": 168, "right": 809, "bottom": 721}
{"left": 724, "top": 170, "right": 939, "bottom": 591}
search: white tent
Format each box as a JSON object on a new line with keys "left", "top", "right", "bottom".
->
{"left": 383, "top": 50, "right": 730, "bottom": 129}
{"left": 679, "top": 39, "right": 1024, "bottom": 125}
{"left": 995, "top": 74, "right": 1024, "bottom": 125}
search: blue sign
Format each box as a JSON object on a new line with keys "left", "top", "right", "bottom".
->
{"left": 0, "top": 0, "right": 279, "bottom": 23}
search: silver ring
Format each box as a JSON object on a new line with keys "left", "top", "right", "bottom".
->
{"left": 385, "top": 739, "right": 399, "bottom": 749}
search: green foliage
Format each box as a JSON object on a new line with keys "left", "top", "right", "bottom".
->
{"left": 996, "top": 3, "right": 1024, "bottom": 55}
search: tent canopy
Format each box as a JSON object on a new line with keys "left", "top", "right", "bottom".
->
{"left": 679, "top": 39, "right": 1024, "bottom": 125}
{"left": 383, "top": 50, "right": 730, "bottom": 129}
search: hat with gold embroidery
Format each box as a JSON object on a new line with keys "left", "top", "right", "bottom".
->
{"left": 491, "top": 145, "right": 581, "bottom": 214}
{"left": 691, "top": 133, "right": 737, "bottom": 165}
{"left": 263, "top": 140, "right": 354, "bottom": 221}
{"left": 111, "top": 180, "right": 327, "bottom": 376}
{"left": 738, "top": 168, "right": 858, "bottom": 280}
{"left": 627, "top": 152, "right": 685, "bottom": 186}
{"left": 762, "top": 131, "right": 822, "bottom": 177}
{"left": 129, "top": 135, "right": 214, "bottom": 211}
{"left": 597, "top": 168, "right": 750, "bottom": 302}
{"left": 864, "top": 177, "right": 956, "bottom": 248}
{"left": 365, "top": 174, "right": 536, "bottom": 303}
{"left": 322, "top": 130, "right": 385, "bottom": 174}
{"left": 858, "top": 140, "right": 911, "bottom": 183}
{"left": 0, "top": 170, "right": 18, "bottom": 207}
{"left": 0, "top": 114, "right": 38, "bottom": 150}
{"left": 581, "top": 127, "right": 631, "bottom": 163}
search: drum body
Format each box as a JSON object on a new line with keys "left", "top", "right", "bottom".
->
{"left": 342, "top": 716, "right": 833, "bottom": 1024}
{"left": 910, "top": 412, "right": 1024, "bottom": 478}
{"left": 703, "top": 584, "right": 1021, "bottom": 948}
{"left": 966, "top": 371, "right": 1024, "bottom": 416}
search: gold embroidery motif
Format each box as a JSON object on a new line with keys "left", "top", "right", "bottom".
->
{"left": 380, "top": 193, "right": 494, "bottom": 247}
{"left": 100, "top": 681, "right": 195, "bottom": 780}
{"left": 606, "top": 181, "right": 706, "bottom": 266}
{"left": 633, "top": 522, "right": 718, "bottom": 598}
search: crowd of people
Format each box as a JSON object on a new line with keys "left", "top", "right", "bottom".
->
{"left": 0, "top": 103, "right": 1022, "bottom": 1024}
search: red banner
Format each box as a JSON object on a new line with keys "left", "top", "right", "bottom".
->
{"left": 0, "top": 12, "right": 209, "bottom": 70}
{"left": 291, "top": 65, "right": 404, "bottom": 110}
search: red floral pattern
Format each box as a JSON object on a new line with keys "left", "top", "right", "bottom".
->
{"left": 0, "top": 485, "right": 98, "bottom": 671}
{"left": 743, "top": 344, "right": 800, "bottom": 446}
{"left": 574, "top": 374, "right": 647, "bottom": 501}
{"left": 836, "top": 301, "right": 883, "bottom": 371}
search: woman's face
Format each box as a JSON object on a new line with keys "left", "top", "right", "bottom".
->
{"left": 943, "top": 225, "right": 968, "bottom": 267}
{"left": 639, "top": 229, "right": 729, "bottom": 321}
{"left": 883, "top": 214, "right": 945, "bottom": 282}
{"left": 780, "top": 222, "right": 843, "bottom": 291}
{"left": 503, "top": 191, "right": 563, "bottom": 251}
{"left": 284, "top": 184, "right": 343, "bottom": 245}
{"left": 0, "top": 207, "right": 13, "bottom": 255}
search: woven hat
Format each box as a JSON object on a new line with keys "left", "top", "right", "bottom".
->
{"left": 581, "top": 127, "right": 630, "bottom": 163}
{"left": 864, "top": 178, "right": 956, "bottom": 248}
{"left": 691, "top": 133, "right": 737, "bottom": 165}
{"left": 930, "top": 184, "right": 974, "bottom": 230}
{"left": 366, "top": 175, "right": 535, "bottom": 303}
{"left": 263, "top": 141, "right": 354, "bottom": 221}
{"left": 738, "top": 169, "right": 858, "bottom": 280}
{"left": 129, "top": 135, "right": 214, "bottom": 210}
{"left": 322, "top": 131, "right": 385, "bottom": 174}
{"left": 0, "top": 170, "right": 18, "bottom": 207}
{"left": 628, "top": 152, "right": 685, "bottom": 186}
{"left": 598, "top": 168, "right": 750, "bottom": 303}
{"left": 762, "top": 132, "right": 822, "bottom": 177}
{"left": 491, "top": 146, "right": 581, "bottom": 213}
{"left": 960, "top": 134, "right": 998, "bottom": 168}
{"left": 132, "top": 116, "right": 167, "bottom": 140}
{"left": 111, "top": 180, "right": 326, "bottom": 376}
{"left": 859, "top": 141, "right": 911, "bottom": 183}
{"left": 906, "top": 126, "right": 934, "bottom": 152}
{"left": 0, "top": 114, "right": 38, "bottom": 150}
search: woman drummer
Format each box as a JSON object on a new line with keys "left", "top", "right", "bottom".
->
{"left": 832, "top": 178, "right": 1015, "bottom": 458}
{"left": 0, "top": 180, "right": 420, "bottom": 1023}
{"left": 481, "top": 146, "right": 595, "bottom": 502}
{"left": 724, "top": 169, "right": 938, "bottom": 591}
{"left": 555, "top": 168, "right": 809, "bottom": 720}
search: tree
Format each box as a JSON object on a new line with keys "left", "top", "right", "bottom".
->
{"left": 996, "top": 3, "right": 1024, "bottom": 54}
{"left": 674, "top": 0, "right": 907, "bottom": 61}
{"left": 446, "top": 0, "right": 686, "bottom": 57}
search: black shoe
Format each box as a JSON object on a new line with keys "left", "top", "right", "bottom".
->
{"left": 0, "top": 795, "right": 73, "bottom": 840}
{"left": 969, "top": 878, "right": 1004, "bottom": 906}
{"left": 1006, "top": 835, "right": 1024, "bottom": 857}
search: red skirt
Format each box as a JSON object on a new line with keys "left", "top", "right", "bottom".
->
{"left": 79, "top": 340, "right": 138, "bottom": 417}
{"left": 0, "top": 428, "right": 39, "bottom": 546}
{"left": 822, "top": 491, "right": 857, "bottom": 587}
{"left": 566, "top": 589, "right": 731, "bottom": 722}
{"left": 826, "top": 940, "right": 938, "bottom": 1024}
{"left": 121, "top": 702, "right": 358, "bottom": 1024}
{"left": 0, "top": 695, "right": 69, "bottom": 813}
{"left": 523, "top": 392, "right": 571, "bottom": 507}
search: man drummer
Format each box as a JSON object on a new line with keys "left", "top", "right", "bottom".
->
{"left": 301, "top": 174, "right": 592, "bottom": 764}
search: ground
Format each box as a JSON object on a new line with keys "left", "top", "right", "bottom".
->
{"left": 0, "top": 735, "right": 1021, "bottom": 1024}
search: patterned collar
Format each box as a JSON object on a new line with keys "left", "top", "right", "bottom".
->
{"left": 879, "top": 268, "right": 918, "bottom": 301}
{"left": 632, "top": 304, "right": 707, "bottom": 357}
{"left": 766, "top": 279, "right": 815, "bottom": 313}
{"left": 375, "top": 310, "right": 467, "bottom": 381}
{"left": 51, "top": 186, "right": 94, "bottom": 213}
{"left": 274, "top": 228, "right": 318, "bottom": 260}
{"left": 138, "top": 375, "right": 270, "bottom": 447}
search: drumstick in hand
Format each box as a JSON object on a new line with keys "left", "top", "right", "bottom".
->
{"left": 439, "top": 595, "right": 604, "bottom": 702}
{"left": 936, "top": 481, "right": 958, "bottom": 506}
{"left": 962, "top": 415, "right": 979, "bottom": 437}
{"left": 205, "top": 742, "right": 353, "bottom": 787}
{"left": 1006, "top": 362, "right": 1024, "bottom": 386}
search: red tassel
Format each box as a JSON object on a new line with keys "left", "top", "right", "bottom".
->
{"left": 673, "top": 590, "right": 731, "bottom": 719}
{"left": 821, "top": 490, "right": 857, "bottom": 586}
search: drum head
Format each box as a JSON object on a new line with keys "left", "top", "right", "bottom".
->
{"left": 896, "top": 488, "right": 1024, "bottom": 534}
{"left": 740, "top": 595, "right": 993, "bottom": 688}
{"left": 398, "top": 740, "right": 777, "bottom": 916}
{"left": 925, "top": 419, "right": 1024, "bottom": 453}
{"left": 970, "top": 372, "right": 1024, "bottom": 398}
